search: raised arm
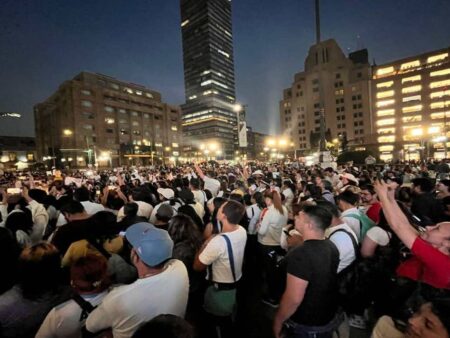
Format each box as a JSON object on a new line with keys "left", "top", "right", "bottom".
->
{"left": 194, "top": 162, "right": 205, "bottom": 180}
{"left": 374, "top": 179, "right": 418, "bottom": 249}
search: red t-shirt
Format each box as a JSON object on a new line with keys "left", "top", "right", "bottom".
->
{"left": 397, "top": 237, "right": 450, "bottom": 289}
{"left": 366, "top": 202, "right": 382, "bottom": 224}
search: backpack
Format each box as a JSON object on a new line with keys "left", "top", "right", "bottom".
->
{"left": 345, "top": 212, "right": 375, "bottom": 241}
{"left": 331, "top": 229, "right": 374, "bottom": 312}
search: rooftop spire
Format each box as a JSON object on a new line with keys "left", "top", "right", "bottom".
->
{"left": 315, "top": 0, "right": 321, "bottom": 44}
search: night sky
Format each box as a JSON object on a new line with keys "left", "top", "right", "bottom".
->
{"left": 1, "top": 0, "right": 449, "bottom": 137}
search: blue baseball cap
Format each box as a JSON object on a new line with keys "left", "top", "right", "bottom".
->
{"left": 125, "top": 222, "right": 174, "bottom": 266}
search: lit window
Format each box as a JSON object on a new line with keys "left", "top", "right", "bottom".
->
{"left": 431, "top": 101, "right": 450, "bottom": 109}
{"left": 105, "top": 118, "right": 115, "bottom": 124}
{"left": 403, "top": 95, "right": 421, "bottom": 102}
{"left": 376, "top": 99, "right": 395, "bottom": 108}
{"left": 377, "top": 109, "right": 395, "bottom": 117}
{"left": 402, "top": 85, "right": 422, "bottom": 94}
{"left": 378, "top": 136, "right": 396, "bottom": 143}
{"left": 403, "top": 143, "right": 420, "bottom": 150}
{"left": 188, "top": 95, "right": 197, "bottom": 100}
{"left": 81, "top": 100, "right": 92, "bottom": 107}
{"left": 181, "top": 19, "right": 189, "bottom": 27}
{"left": 124, "top": 87, "right": 133, "bottom": 94}
{"left": 380, "top": 153, "right": 393, "bottom": 161}
{"left": 379, "top": 145, "right": 394, "bottom": 152}
{"left": 334, "top": 89, "right": 344, "bottom": 95}
{"left": 402, "top": 115, "right": 422, "bottom": 123}
{"left": 217, "top": 49, "right": 230, "bottom": 58}
{"left": 431, "top": 112, "right": 450, "bottom": 120}
{"left": 376, "top": 81, "right": 394, "bottom": 88}
{"left": 400, "top": 60, "right": 420, "bottom": 70}
{"left": 401, "top": 75, "right": 421, "bottom": 83}
{"left": 430, "top": 69, "right": 450, "bottom": 77}
{"left": 155, "top": 143, "right": 163, "bottom": 147}
{"left": 81, "top": 89, "right": 91, "bottom": 95}
{"left": 402, "top": 105, "right": 422, "bottom": 113}
{"left": 145, "top": 92, "right": 154, "bottom": 98}
{"left": 376, "top": 118, "right": 396, "bottom": 126}
{"left": 430, "top": 90, "right": 450, "bottom": 99}
{"left": 427, "top": 53, "right": 448, "bottom": 64}
{"left": 132, "top": 121, "right": 139, "bottom": 126}
{"left": 143, "top": 113, "right": 150, "bottom": 119}
{"left": 200, "top": 79, "right": 228, "bottom": 89}
{"left": 377, "top": 90, "right": 394, "bottom": 99}
{"left": 104, "top": 106, "right": 114, "bottom": 113}
{"left": 171, "top": 126, "right": 178, "bottom": 131}
{"left": 377, "top": 128, "right": 395, "bottom": 134}
{"left": 376, "top": 66, "right": 395, "bottom": 76}
{"left": 430, "top": 79, "right": 450, "bottom": 89}
{"left": 172, "top": 143, "right": 179, "bottom": 148}
{"left": 135, "top": 90, "right": 143, "bottom": 96}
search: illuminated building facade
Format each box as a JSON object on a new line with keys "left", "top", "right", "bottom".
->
{"left": 180, "top": 0, "right": 238, "bottom": 159}
{"left": 372, "top": 47, "right": 450, "bottom": 161}
{"left": 34, "top": 72, "right": 182, "bottom": 167}
{"left": 280, "top": 39, "right": 373, "bottom": 156}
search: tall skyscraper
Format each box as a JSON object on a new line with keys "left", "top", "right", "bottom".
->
{"left": 180, "top": 0, "right": 237, "bottom": 159}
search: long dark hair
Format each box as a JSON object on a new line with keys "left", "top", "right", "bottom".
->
{"left": 253, "top": 191, "right": 266, "bottom": 210}
{"left": 168, "top": 214, "right": 203, "bottom": 252}
{"left": 210, "top": 197, "right": 227, "bottom": 235}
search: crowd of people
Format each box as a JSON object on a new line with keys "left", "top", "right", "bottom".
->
{"left": 0, "top": 159, "right": 449, "bottom": 338}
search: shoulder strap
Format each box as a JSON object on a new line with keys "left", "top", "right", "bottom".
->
{"left": 221, "top": 234, "right": 236, "bottom": 282}
{"left": 330, "top": 228, "right": 360, "bottom": 258}
{"left": 72, "top": 293, "right": 95, "bottom": 321}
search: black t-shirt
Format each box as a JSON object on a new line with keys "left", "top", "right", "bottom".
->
{"left": 51, "top": 218, "right": 93, "bottom": 255}
{"left": 287, "top": 239, "right": 339, "bottom": 326}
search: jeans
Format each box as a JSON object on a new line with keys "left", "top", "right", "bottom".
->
{"left": 284, "top": 311, "right": 345, "bottom": 338}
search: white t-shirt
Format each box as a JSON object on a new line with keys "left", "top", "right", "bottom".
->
{"left": 366, "top": 226, "right": 391, "bottom": 246}
{"left": 192, "top": 190, "right": 207, "bottom": 206}
{"left": 86, "top": 259, "right": 189, "bottom": 338}
{"left": 257, "top": 205, "right": 288, "bottom": 246}
{"left": 117, "top": 201, "right": 153, "bottom": 221}
{"left": 326, "top": 223, "right": 359, "bottom": 273}
{"left": 246, "top": 204, "right": 262, "bottom": 235}
{"left": 199, "top": 226, "right": 247, "bottom": 283}
{"left": 36, "top": 291, "right": 108, "bottom": 338}
{"left": 81, "top": 201, "right": 105, "bottom": 216}
{"left": 203, "top": 176, "right": 220, "bottom": 197}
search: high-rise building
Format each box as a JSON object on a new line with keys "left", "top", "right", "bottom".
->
{"left": 34, "top": 72, "right": 182, "bottom": 167}
{"left": 280, "top": 39, "right": 373, "bottom": 156}
{"left": 179, "top": 0, "right": 238, "bottom": 159}
{"left": 372, "top": 47, "right": 450, "bottom": 161}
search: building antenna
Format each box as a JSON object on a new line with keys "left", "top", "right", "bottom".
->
{"left": 315, "top": 0, "right": 321, "bottom": 44}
